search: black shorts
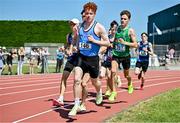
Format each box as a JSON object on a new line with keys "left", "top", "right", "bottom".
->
{"left": 101, "top": 61, "right": 111, "bottom": 68}
{"left": 112, "top": 55, "right": 130, "bottom": 70}
{"left": 64, "top": 60, "right": 74, "bottom": 73}
{"left": 78, "top": 54, "right": 99, "bottom": 78}
{"left": 7, "top": 60, "right": 12, "bottom": 65}
{"left": 136, "top": 61, "right": 149, "bottom": 72}
{"left": 64, "top": 53, "right": 79, "bottom": 72}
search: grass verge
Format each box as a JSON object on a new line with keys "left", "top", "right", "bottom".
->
{"left": 105, "top": 88, "right": 180, "bottom": 122}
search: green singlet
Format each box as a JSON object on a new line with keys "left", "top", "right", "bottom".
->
{"left": 112, "top": 26, "right": 131, "bottom": 57}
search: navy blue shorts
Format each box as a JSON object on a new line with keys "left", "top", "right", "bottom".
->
{"left": 64, "top": 53, "right": 79, "bottom": 72}
{"left": 136, "top": 61, "right": 149, "bottom": 72}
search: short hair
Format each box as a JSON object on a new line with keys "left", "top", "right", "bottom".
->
{"left": 110, "top": 20, "right": 118, "bottom": 28}
{"left": 83, "top": 2, "right": 97, "bottom": 13}
{"left": 141, "top": 32, "right": 148, "bottom": 37}
{"left": 120, "top": 10, "right": 131, "bottom": 19}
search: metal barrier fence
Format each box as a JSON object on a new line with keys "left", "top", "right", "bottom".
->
{"left": 1, "top": 45, "right": 180, "bottom": 75}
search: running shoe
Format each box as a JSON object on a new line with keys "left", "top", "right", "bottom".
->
{"left": 68, "top": 104, "right": 80, "bottom": 116}
{"left": 96, "top": 93, "right": 103, "bottom": 105}
{"left": 108, "top": 91, "right": 117, "bottom": 102}
{"left": 52, "top": 99, "right": 64, "bottom": 107}
{"left": 79, "top": 104, "right": 86, "bottom": 111}
{"left": 128, "top": 82, "right": 134, "bottom": 94}
{"left": 105, "top": 90, "right": 111, "bottom": 97}
{"left": 57, "top": 97, "right": 64, "bottom": 105}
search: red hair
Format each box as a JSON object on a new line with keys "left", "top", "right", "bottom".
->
{"left": 83, "top": 2, "right": 97, "bottom": 13}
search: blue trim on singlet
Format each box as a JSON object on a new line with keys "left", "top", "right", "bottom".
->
{"left": 67, "top": 33, "right": 73, "bottom": 44}
{"left": 78, "top": 21, "right": 101, "bottom": 57}
{"left": 67, "top": 33, "right": 77, "bottom": 60}
{"left": 103, "top": 46, "right": 113, "bottom": 62}
{"left": 137, "top": 41, "right": 150, "bottom": 62}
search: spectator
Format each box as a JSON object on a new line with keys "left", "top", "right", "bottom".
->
{"left": 168, "top": 47, "right": 175, "bottom": 64}
{"left": 6, "top": 48, "right": 17, "bottom": 75}
{"left": 41, "top": 48, "right": 50, "bottom": 73}
{"left": 0, "top": 47, "right": 3, "bottom": 75}
{"left": 36, "top": 48, "right": 42, "bottom": 69}
{"left": 1, "top": 47, "right": 8, "bottom": 74}
{"left": 29, "top": 48, "right": 38, "bottom": 74}
{"left": 165, "top": 50, "right": 170, "bottom": 70}
{"left": 17, "top": 47, "right": 25, "bottom": 75}
{"left": 56, "top": 47, "right": 64, "bottom": 73}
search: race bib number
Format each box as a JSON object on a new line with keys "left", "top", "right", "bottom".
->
{"left": 139, "top": 50, "right": 148, "bottom": 56}
{"left": 79, "top": 42, "right": 92, "bottom": 50}
{"left": 114, "top": 44, "right": 125, "bottom": 52}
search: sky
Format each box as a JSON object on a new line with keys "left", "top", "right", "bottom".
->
{"left": 0, "top": 0, "right": 179, "bottom": 40}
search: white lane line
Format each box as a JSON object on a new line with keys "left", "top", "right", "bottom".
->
{"left": 12, "top": 80, "right": 180, "bottom": 123}
{"left": 1, "top": 75, "right": 180, "bottom": 107}
{"left": 0, "top": 81, "right": 109, "bottom": 107}
{"left": 12, "top": 97, "right": 94, "bottom": 123}
{"left": 0, "top": 72, "right": 178, "bottom": 86}
{"left": 0, "top": 93, "right": 57, "bottom": 107}
{"left": 1, "top": 70, "right": 178, "bottom": 81}
{"left": 145, "top": 81, "right": 180, "bottom": 88}
{"left": 0, "top": 75, "right": 159, "bottom": 89}
{"left": 0, "top": 86, "right": 58, "bottom": 96}
{"left": 1, "top": 80, "right": 69, "bottom": 90}
{"left": 0, "top": 78, "right": 61, "bottom": 86}
{"left": 1, "top": 74, "right": 178, "bottom": 88}
{"left": 0, "top": 75, "right": 61, "bottom": 82}
{"left": 12, "top": 107, "right": 61, "bottom": 123}
{"left": 1, "top": 75, "right": 180, "bottom": 96}
{"left": 0, "top": 73, "right": 61, "bottom": 80}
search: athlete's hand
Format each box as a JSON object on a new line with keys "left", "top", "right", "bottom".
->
{"left": 110, "top": 43, "right": 113, "bottom": 48}
{"left": 72, "top": 46, "right": 78, "bottom": 53}
{"left": 143, "top": 47, "right": 148, "bottom": 52}
{"left": 66, "top": 49, "right": 72, "bottom": 56}
{"left": 118, "top": 38, "right": 126, "bottom": 45}
{"left": 87, "top": 35, "right": 95, "bottom": 43}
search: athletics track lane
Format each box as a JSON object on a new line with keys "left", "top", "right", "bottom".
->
{"left": 0, "top": 70, "right": 179, "bottom": 122}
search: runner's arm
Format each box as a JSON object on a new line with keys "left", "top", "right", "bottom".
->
{"left": 88, "top": 23, "right": 110, "bottom": 47}
{"left": 118, "top": 28, "right": 138, "bottom": 48}
{"left": 147, "top": 43, "right": 154, "bottom": 55}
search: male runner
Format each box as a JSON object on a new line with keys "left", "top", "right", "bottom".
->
{"left": 99, "top": 20, "right": 121, "bottom": 97}
{"left": 109, "top": 10, "right": 138, "bottom": 102}
{"left": 54, "top": 10, "right": 87, "bottom": 106}
{"left": 68, "top": 2, "right": 110, "bottom": 116}
{"left": 53, "top": 18, "right": 80, "bottom": 106}
{"left": 135, "top": 32, "right": 153, "bottom": 90}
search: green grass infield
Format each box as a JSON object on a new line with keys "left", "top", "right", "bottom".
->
{"left": 105, "top": 88, "right": 180, "bottom": 122}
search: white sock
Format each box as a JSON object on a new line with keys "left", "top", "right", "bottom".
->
{"left": 58, "top": 96, "right": 63, "bottom": 102}
{"left": 74, "top": 98, "right": 80, "bottom": 106}
{"left": 97, "top": 89, "right": 102, "bottom": 95}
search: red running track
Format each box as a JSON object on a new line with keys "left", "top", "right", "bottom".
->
{"left": 0, "top": 70, "right": 180, "bottom": 122}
